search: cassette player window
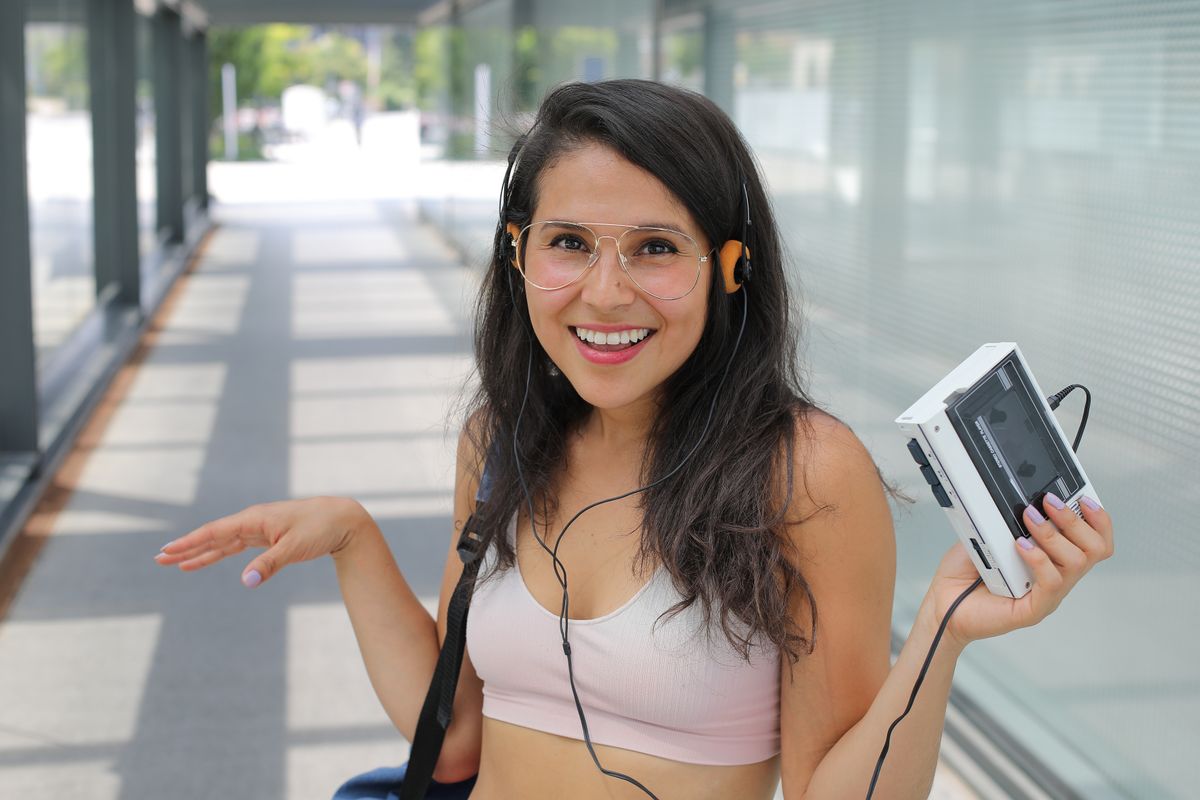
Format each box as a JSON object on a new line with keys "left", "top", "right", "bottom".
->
{"left": 947, "top": 355, "right": 1084, "bottom": 540}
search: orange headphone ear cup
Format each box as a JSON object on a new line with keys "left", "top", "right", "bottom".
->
{"left": 506, "top": 223, "right": 522, "bottom": 269}
{"left": 718, "top": 240, "right": 748, "bottom": 294}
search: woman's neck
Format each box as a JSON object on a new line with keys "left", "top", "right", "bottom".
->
{"left": 580, "top": 400, "right": 656, "bottom": 456}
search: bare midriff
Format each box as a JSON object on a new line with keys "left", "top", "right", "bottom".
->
{"left": 467, "top": 717, "right": 781, "bottom": 800}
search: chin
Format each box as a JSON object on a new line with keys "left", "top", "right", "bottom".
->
{"left": 566, "top": 382, "right": 643, "bottom": 410}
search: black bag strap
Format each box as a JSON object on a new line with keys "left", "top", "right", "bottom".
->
{"left": 400, "top": 443, "right": 500, "bottom": 800}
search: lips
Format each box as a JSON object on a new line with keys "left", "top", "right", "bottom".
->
{"left": 569, "top": 326, "right": 657, "bottom": 364}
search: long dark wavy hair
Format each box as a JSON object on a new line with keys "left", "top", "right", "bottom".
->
{"left": 463, "top": 79, "right": 821, "bottom": 663}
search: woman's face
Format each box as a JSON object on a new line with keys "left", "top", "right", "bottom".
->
{"left": 521, "top": 142, "right": 713, "bottom": 418}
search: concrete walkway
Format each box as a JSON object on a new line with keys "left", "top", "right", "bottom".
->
{"left": 0, "top": 155, "right": 978, "bottom": 799}
{"left": 0, "top": 193, "right": 477, "bottom": 799}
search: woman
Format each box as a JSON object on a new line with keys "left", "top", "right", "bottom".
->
{"left": 155, "top": 80, "right": 1114, "bottom": 799}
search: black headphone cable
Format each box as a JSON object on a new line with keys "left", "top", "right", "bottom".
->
{"left": 509, "top": 283, "right": 749, "bottom": 800}
{"left": 865, "top": 390, "right": 1091, "bottom": 798}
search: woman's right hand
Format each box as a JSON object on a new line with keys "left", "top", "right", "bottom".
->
{"left": 154, "top": 496, "right": 368, "bottom": 588}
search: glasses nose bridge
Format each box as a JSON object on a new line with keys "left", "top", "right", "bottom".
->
{"left": 588, "top": 230, "right": 630, "bottom": 270}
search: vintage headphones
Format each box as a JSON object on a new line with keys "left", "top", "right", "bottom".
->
{"left": 499, "top": 135, "right": 754, "bottom": 296}
{"left": 717, "top": 180, "right": 753, "bottom": 294}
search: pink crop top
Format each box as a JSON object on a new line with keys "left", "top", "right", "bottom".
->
{"left": 465, "top": 514, "right": 781, "bottom": 766}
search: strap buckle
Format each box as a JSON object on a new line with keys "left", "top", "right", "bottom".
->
{"left": 456, "top": 511, "right": 487, "bottom": 566}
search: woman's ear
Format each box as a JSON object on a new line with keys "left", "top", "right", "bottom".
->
{"left": 506, "top": 223, "right": 522, "bottom": 268}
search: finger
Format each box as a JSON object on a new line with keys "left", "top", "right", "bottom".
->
{"left": 154, "top": 542, "right": 225, "bottom": 567}
{"left": 1022, "top": 504, "right": 1088, "bottom": 576}
{"left": 239, "top": 538, "right": 297, "bottom": 589}
{"left": 155, "top": 537, "right": 228, "bottom": 562}
{"left": 154, "top": 548, "right": 202, "bottom": 566}
{"left": 154, "top": 531, "right": 250, "bottom": 568}
{"left": 1013, "top": 526, "right": 1066, "bottom": 613}
{"left": 1040, "top": 493, "right": 1109, "bottom": 564}
{"left": 1076, "top": 495, "right": 1114, "bottom": 559}
{"left": 177, "top": 543, "right": 246, "bottom": 571}
{"left": 160, "top": 507, "right": 266, "bottom": 556}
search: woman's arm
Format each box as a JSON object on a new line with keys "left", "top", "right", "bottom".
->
{"left": 156, "top": 427, "right": 487, "bottom": 783}
{"left": 779, "top": 414, "right": 1113, "bottom": 799}
{"left": 333, "top": 427, "right": 486, "bottom": 783}
{"left": 330, "top": 508, "right": 443, "bottom": 738}
{"left": 795, "top": 590, "right": 961, "bottom": 799}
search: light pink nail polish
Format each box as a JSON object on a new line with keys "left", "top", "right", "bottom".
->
{"left": 1018, "top": 536, "right": 1035, "bottom": 551}
{"left": 242, "top": 570, "right": 262, "bottom": 588}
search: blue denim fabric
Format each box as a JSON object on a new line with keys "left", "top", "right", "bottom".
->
{"left": 332, "top": 762, "right": 477, "bottom": 800}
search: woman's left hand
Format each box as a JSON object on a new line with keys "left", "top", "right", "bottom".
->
{"left": 925, "top": 494, "right": 1114, "bottom": 648}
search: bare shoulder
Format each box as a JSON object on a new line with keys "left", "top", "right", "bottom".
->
{"left": 787, "top": 409, "right": 891, "bottom": 534}
{"left": 454, "top": 409, "right": 490, "bottom": 501}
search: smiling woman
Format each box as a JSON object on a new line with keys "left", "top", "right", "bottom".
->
{"left": 513, "top": 142, "right": 713, "bottom": 409}
{"left": 156, "top": 79, "right": 1114, "bottom": 800}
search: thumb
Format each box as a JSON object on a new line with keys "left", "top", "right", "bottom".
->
{"left": 240, "top": 541, "right": 292, "bottom": 589}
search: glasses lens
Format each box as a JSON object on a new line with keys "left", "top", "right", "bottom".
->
{"left": 618, "top": 227, "right": 702, "bottom": 300}
{"left": 520, "top": 222, "right": 594, "bottom": 289}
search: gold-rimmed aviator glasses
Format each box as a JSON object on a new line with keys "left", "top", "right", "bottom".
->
{"left": 511, "top": 221, "right": 709, "bottom": 301}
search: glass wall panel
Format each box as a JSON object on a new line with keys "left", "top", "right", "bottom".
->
{"left": 136, "top": 9, "right": 158, "bottom": 256}
{"left": 530, "top": 0, "right": 654, "bottom": 100}
{"left": 713, "top": 0, "right": 1200, "bottom": 797}
{"left": 25, "top": 0, "right": 95, "bottom": 368}
{"left": 659, "top": 12, "right": 705, "bottom": 94}
{"left": 461, "top": 0, "right": 514, "bottom": 158}
{"left": 411, "top": 0, "right": 1196, "bottom": 794}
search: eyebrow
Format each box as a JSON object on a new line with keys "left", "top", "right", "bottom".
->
{"left": 542, "top": 219, "right": 692, "bottom": 232}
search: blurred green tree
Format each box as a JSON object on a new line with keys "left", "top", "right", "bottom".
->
{"left": 26, "top": 26, "right": 89, "bottom": 110}
{"left": 207, "top": 26, "right": 267, "bottom": 120}
{"left": 208, "top": 24, "right": 369, "bottom": 115}
{"left": 378, "top": 28, "right": 416, "bottom": 110}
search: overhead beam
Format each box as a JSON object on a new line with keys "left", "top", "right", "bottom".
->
{"left": 200, "top": 0, "right": 436, "bottom": 26}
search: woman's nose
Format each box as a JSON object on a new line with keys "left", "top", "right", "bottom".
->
{"left": 580, "top": 237, "right": 635, "bottom": 306}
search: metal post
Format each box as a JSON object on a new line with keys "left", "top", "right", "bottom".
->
{"left": 0, "top": 0, "right": 40, "bottom": 452}
{"left": 651, "top": 0, "right": 663, "bottom": 82}
{"left": 222, "top": 63, "right": 238, "bottom": 160}
{"left": 703, "top": 8, "right": 734, "bottom": 113}
{"left": 87, "top": 0, "right": 141, "bottom": 308}
{"left": 193, "top": 32, "right": 209, "bottom": 210}
{"left": 154, "top": 7, "right": 183, "bottom": 243}
{"left": 179, "top": 30, "right": 194, "bottom": 210}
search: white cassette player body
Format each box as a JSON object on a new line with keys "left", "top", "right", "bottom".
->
{"left": 896, "top": 343, "right": 1101, "bottom": 599}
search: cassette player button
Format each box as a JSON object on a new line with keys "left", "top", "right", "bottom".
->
{"left": 920, "top": 465, "right": 939, "bottom": 486}
{"left": 906, "top": 439, "right": 930, "bottom": 466}
{"left": 931, "top": 484, "right": 953, "bottom": 508}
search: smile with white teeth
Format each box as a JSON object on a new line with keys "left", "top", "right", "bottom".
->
{"left": 574, "top": 326, "right": 653, "bottom": 346}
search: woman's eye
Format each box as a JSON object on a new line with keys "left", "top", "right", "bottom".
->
{"left": 550, "top": 235, "right": 588, "bottom": 252}
{"left": 639, "top": 240, "right": 678, "bottom": 256}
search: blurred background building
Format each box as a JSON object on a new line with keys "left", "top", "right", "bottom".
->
{"left": 1, "top": 0, "right": 1197, "bottom": 798}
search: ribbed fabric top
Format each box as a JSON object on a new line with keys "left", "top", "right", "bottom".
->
{"left": 465, "top": 514, "right": 780, "bottom": 766}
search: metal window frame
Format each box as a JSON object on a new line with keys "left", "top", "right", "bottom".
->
{"left": 89, "top": 0, "right": 142, "bottom": 309}
{"left": 0, "top": 0, "right": 39, "bottom": 455}
{"left": 154, "top": 6, "right": 185, "bottom": 243}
